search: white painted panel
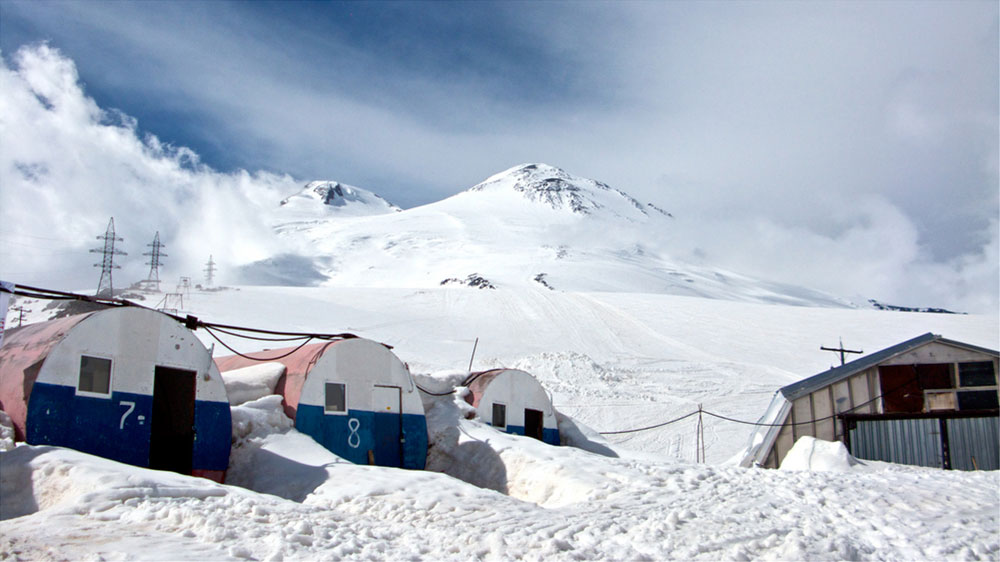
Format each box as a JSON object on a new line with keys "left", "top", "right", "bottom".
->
{"left": 792, "top": 396, "right": 813, "bottom": 440}
{"left": 832, "top": 381, "right": 852, "bottom": 413}
{"left": 373, "top": 386, "right": 400, "bottom": 414}
{"left": 297, "top": 338, "right": 424, "bottom": 417}
{"left": 881, "top": 342, "right": 996, "bottom": 366}
{"left": 39, "top": 307, "right": 227, "bottom": 403}
{"left": 477, "top": 369, "right": 557, "bottom": 430}
{"left": 811, "top": 390, "right": 836, "bottom": 441}
{"left": 774, "top": 424, "right": 795, "bottom": 467}
{"left": 850, "top": 374, "right": 872, "bottom": 414}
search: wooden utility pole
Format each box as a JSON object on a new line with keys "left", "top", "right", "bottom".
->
{"left": 821, "top": 338, "right": 863, "bottom": 366}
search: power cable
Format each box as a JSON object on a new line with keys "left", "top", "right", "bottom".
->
{"left": 599, "top": 411, "right": 700, "bottom": 435}
{"left": 202, "top": 326, "right": 318, "bottom": 362}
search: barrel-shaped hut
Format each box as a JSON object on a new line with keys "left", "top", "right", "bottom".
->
{"left": 463, "top": 368, "right": 560, "bottom": 445}
{"left": 215, "top": 338, "right": 427, "bottom": 469}
{"left": 0, "top": 307, "right": 232, "bottom": 481}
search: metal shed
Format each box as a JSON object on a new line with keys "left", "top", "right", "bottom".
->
{"left": 0, "top": 307, "right": 232, "bottom": 481}
{"left": 215, "top": 338, "right": 428, "bottom": 469}
{"left": 740, "top": 333, "right": 999, "bottom": 470}
{"left": 463, "top": 368, "right": 560, "bottom": 445}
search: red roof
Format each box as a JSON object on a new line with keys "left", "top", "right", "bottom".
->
{"left": 0, "top": 313, "right": 96, "bottom": 440}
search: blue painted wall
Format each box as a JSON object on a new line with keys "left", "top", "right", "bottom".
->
{"left": 504, "top": 424, "right": 560, "bottom": 446}
{"left": 26, "top": 381, "right": 230, "bottom": 471}
{"left": 296, "top": 404, "right": 427, "bottom": 469}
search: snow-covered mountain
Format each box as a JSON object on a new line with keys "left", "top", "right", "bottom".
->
{"left": 277, "top": 180, "right": 401, "bottom": 216}
{"left": 241, "top": 164, "right": 850, "bottom": 307}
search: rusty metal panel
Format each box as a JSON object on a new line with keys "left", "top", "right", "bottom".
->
{"left": 849, "top": 418, "right": 942, "bottom": 468}
{"left": 947, "top": 416, "right": 999, "bottom": 471}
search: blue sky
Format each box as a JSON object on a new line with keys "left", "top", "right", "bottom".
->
{"left": 1, "top": 1, "right": 997, "bottom": 311}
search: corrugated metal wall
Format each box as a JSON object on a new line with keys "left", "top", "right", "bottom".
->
{"left": 848, "top": 415, "right": 999, "bottom": 470}
{"left": 850, "top": 418, "right": 942, "bottom": 468}
{"left": 948, "top": 417, "right": 999, "bottom": 471}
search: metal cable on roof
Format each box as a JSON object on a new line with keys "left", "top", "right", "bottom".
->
{"left": 202, "top": 325, "right": 318, "bottom": 362}
{"left": 416, "top": 384, "right": 456, "bottom": 396}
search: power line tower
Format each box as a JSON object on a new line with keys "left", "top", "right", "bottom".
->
{"left": 204, "top": 255, "right": 216, "bottom": 286}
{"left": 143, "top": 231, "right": 167, "bottom": 290}
{"left": 90, "top": 217, "right": 126, "bottom": 297}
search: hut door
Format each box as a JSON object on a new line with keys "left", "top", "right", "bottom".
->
{"left": 372, "top": 385, "right": 402, "bottom": 467}
{"left": 149, "top": 366, "right": 196, "bottom": 474}
{"left": 524, "top": 408, "right": 544, "bottom": 441}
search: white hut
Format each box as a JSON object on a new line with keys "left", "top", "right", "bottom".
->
{"left": 0, "top": 307, "right": 232, "bottom": 481}
{"left": 463, "top": 368, "right": 560, "bottom": 445}
{"left": 215, "top": 338, "right": 428, "bottom": 469}
{"left": 740, "top": 333, "right": 998, "bottom": 470}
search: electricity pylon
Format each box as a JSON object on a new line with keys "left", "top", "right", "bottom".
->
{"left": 143, "top": 232, "right": 167, "bottom": 290}
{"left": 90, "top": 217, "right": 126, "bottom": 297}
{"left": 204, "top": 255, "right": 216, "bottom": 286}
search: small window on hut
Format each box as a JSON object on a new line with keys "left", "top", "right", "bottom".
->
{"left": 492, "top": 403, "right": 507, "bottom": 428}
{"left": 958, "top": 362, "right": 997, "bottom": 388}
{"left": 79, "top": 356, "right": 111, "bottom": 395}
{"left": 325, "top": 383, "right": 346, "bottom": 413}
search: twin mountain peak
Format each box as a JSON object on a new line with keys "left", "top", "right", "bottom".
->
{"left": 278, "top": 164, "right": 672, "bottom": 220}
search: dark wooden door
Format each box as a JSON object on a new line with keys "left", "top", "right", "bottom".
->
{"left": 149, "top": 366, "right": 196, "bottom": 474}
{"left": 524, "top": 408, "right": 544, "bottom": 441}
{"left": 878, "top": 365, "right": 923, "bottom": 413}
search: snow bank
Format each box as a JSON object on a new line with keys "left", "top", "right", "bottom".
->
{"left": 219, "top": 362, "right": 285, "bottom": 405}
{"left": 556, "top": 411, "right": 618, "bottom": 457}
{"left": 418, "top": 375, "right": 624, "bottom": 508}
{"left": 779, "top": 436, "right": 861, "bottom": 471}
{"left": 0, "top": 411, "right": 14, "bottom": 451}
{"left": 0, "top": 445, "right": 227, "bottom": 521}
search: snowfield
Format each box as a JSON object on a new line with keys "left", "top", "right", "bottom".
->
{"left": 2, "top": 285, "right": 998, "bottom": 560}
{"left": 1, "top": 390, "right": 998, "bottom": 561}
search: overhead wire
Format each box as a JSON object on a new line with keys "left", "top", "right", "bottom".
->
{"left": 4, "top": 281, "right": 932, "bottom": 437}
{"left": 597, "top": 372, "right": 924, "bottom": 434}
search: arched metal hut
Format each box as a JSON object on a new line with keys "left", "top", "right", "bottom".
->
{"left": 0, "top": 307, "right": 232, "bottom": 481}
{"left": 463, "top": 368, "right": 560, "bottom": 445}
{"left": 215, "top": 338, "right": 428, "bottom": 469}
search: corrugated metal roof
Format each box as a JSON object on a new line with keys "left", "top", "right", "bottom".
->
{"left": 780, "top": 333, "right": 999, "bottom": 401}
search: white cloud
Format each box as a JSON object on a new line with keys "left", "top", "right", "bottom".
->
{"left": 0, "top": 44, "right": 297, "bottom": 291}
{"left": 0, "top": 21, "right": 996, "bottom": 313}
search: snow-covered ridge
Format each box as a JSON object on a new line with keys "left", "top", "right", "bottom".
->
{"left": 469, "top": 163, "right": 671, "bottom": 219}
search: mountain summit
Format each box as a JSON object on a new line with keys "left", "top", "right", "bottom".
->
{"left": 468, "top": 163, "right": 672, "bottom": 220}
{"left": 277, "top": 181, "right": 400, "bottom": 216}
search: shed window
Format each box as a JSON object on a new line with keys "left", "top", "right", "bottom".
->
{"left": 79, "top": 356, "right": 111, "bottom": 394}
{"left": 958, "top": 362, "right": 997, "bottom": 388}
{"left": 956, "top": 390, "right": 999, "bottom": 411}
{"left": 325, "top": 383, "right": 346, "bottom": 413}
{"left": 492, "top": 403, "right": 507, "bottom": 428}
